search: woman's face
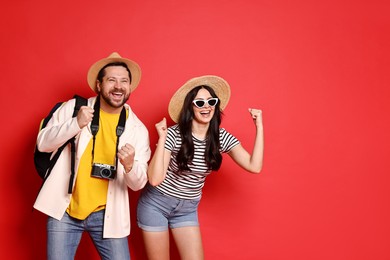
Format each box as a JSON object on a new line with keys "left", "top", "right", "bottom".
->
{"left": 192, "top": 88, "right": 217, "bottom": 125}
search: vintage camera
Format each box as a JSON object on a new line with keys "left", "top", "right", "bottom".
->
{"left": 91, "top": 163, "right": 117, "bottom": 180}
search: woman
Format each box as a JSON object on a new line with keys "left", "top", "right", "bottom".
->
{"left": 137, "top": 75, "right": 264, "bottom": 259}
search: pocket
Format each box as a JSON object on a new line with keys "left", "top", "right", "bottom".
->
{"left": 190, "top": 196, "right": 201, "bottom": 206}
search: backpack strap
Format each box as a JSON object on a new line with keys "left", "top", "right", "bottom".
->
{"left": 68, "top": 95, "right": 88, "bottom": 194}
{"left": 73, "top": 95, "right": 87, "bottom": 116}
{"left": 43, "top": 96, "right": 86, "bottom": 180}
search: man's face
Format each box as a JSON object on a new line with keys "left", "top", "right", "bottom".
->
{"left": 97, "top": 66, "right": 131, "bottom": 112}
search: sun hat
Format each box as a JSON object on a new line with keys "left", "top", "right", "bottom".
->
{"left": 87, "top": 52, "right": 141, "bottom": 93}
{"left": 168, "top": 75, "right": 231, "bottom": 123}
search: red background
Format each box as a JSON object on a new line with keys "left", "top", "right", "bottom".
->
{"left": 1, "top": 0, "right": 390, "bottom": 259}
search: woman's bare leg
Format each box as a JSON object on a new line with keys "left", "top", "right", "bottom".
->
{"left": 171, "top": 226, "right": 204, "bottom": 260}
{"left": 141, "top": 230, "right": 170, "bottom": 260}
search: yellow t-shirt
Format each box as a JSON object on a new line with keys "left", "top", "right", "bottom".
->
{"left": 67, "top": 109, "right": 120, "bottom": 220}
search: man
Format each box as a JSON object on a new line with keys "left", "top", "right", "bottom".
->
{"left": 34, "top": 52, "right": 151, "bottom": 259}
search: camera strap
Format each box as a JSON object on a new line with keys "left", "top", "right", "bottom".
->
{"left": 90, "top": 96, "right": 127, "bottom": 165}
{"left": 68, "top": 96, "right": 126, "bottom": 193}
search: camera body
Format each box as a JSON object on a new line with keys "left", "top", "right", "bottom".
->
{"left": 91, "top": 163, "right": 116, "bottom": 180}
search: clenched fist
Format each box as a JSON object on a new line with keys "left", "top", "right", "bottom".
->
{"left": 117, "top": 143, "right": 135, "bottom": 173}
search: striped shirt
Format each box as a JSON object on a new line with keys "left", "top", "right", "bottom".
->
{"left": 155, "top": 124, "right": 240, "bottom": 199}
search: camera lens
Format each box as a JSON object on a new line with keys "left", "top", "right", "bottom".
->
{"left": 101, "top": 168, "right": 111, "bottom": 178}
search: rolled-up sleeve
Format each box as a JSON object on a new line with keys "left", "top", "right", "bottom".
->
{"left": 123, "top": 120, "right": 151, "bottom": 191}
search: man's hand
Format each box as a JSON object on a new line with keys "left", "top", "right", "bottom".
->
{"left": 118, "top": 143, "right": 135, "bottom": 173}
{"left": 77, "top": 106, "right": 94, "bottom": 128}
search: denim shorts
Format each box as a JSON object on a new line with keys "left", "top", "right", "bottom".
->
{"left": 137, "top": 184, "right": 201, "bottom": 232}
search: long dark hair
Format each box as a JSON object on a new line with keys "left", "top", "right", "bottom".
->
{"left": 176, "top": 85, "right": 223, "bottom": 171}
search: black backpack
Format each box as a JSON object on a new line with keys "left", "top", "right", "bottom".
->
{"left": 34, "top": 95, "right": 87, "bottom": 188}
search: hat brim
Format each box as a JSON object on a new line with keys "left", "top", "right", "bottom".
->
{"left": 168, "top": 75, "right": 231, "bottom": 123}
{"left": 87, "top": 52, "right": 141, "bottom": 93}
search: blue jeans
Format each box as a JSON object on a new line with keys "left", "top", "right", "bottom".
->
{"left": 47, "top": 210, "right": 130, "bottom": 260}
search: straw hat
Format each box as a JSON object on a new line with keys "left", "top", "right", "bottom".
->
{"left": 168, "top": 75, "right": 231, "bottom": 123}
{"left": 87, "top": 52, "right": 141, "bottom": 93}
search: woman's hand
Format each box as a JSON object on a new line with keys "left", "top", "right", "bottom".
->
{"left": 248, "top": 108, "right": 263, "bottom": 128}
{"left": 155, "top": 118, "right": 168, "bottom": 138}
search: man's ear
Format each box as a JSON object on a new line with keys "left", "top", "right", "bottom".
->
{"left": 96, "top": 80, "right": 101, "bottom": 92}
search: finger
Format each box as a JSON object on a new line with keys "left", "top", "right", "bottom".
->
{"left": 118, "top": 149, "right": 126, "bottom": 157}
{"left": 120, "top": 144, "right": 135, "bottom": 156}
{"left": 248, "top": 108, "right": 256, "bottom": 118}
{"left": 248, "top": 108, "right": 262, "bottom": 120}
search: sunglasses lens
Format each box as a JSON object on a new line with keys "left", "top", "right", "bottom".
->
{"left": 194, "top": 100, "right": 205, "bottom": 108}
{"left": 208, "top": 99, "right": 217, "bottom": 106}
